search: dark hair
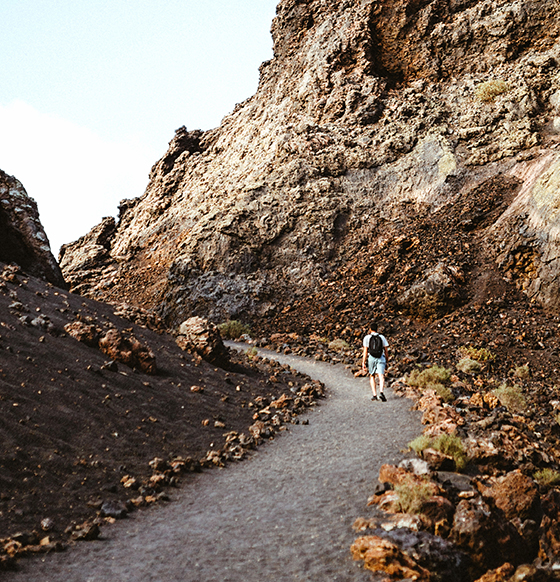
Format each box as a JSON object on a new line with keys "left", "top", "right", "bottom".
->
{"left": 370, "top": 322, "right": 378, "bottom": 332}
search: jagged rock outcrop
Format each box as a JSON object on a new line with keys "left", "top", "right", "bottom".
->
{"left": 0, "top": 170, "right": 65, "bottom": 287}
{"left": 60, "top": 0, "right": 560, "bottom": 326}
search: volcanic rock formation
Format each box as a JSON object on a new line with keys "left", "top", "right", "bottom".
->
{"left": 0, "top": 170, "right": 64, "bottom": 288}
{"left": 60, "top": 0, "right": 560, "bottom": 328}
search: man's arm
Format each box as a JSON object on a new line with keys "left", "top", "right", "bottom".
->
{"left": 362, "top": 345, "right": 368, "bottom": 369}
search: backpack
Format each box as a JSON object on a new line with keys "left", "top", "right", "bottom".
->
{"left": 368, "top": 334, "right": 384, "bottom": 358}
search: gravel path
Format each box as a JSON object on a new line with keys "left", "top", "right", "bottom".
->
{"left": 6, "top": 347, "right": 422, "bottom": 582}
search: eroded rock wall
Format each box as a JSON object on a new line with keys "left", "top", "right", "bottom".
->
{"left": 0, "top": 170, "right": 65, "bottom": 287}
{"left": 60, "top": 0, "right": 560, "bottom": 324}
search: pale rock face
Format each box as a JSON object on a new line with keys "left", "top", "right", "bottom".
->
{"left": 60, "top": 0, "right": 560, "bottom": 323}
{"left": 0, "top": 169, "right": 65, "bottom": 287}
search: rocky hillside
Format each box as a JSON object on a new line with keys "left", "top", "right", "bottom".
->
{"left": 60, "top": 0, "right": 560, "bottom": 333}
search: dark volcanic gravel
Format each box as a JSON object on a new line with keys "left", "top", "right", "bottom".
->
{"left": 5, "top": 346, "right": 422, "bottom": 582}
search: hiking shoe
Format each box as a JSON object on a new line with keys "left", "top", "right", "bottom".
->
{"left": 371, "top": 396, "right": 379, "bottom": 401}
{"left": 379, "top": 393, "right": 387, "bottom": 402}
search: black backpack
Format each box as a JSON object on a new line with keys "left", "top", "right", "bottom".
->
{"left": 369, "top": 334, "right": 384, "bottom": 358}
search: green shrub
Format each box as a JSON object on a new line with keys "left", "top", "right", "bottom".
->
{"left": 475, "top": 80, "right": 510, "bottom": 102}
{"left": 513, "top": 365, "right": 530, "bottom": 380}
{"left": 533, "top": 468, "right": 560, "bottom": 489}
{"left": 459, "top": 346, "right": 495, "bottom": 362}
{"left": 395, "top": 477, "right": 434, "bottom": 514}
{"left": 425, "top": 382, "right": 454, "bottom": 403}
{"left": 492, "top": 383, "right": 526, "bottom": 413}
{"left": 457, "top": 357, "right": 482, "bottom": 374}
{"left": 218, "top": 320, "right": 251, "bottom": 340}
{"left": 408, "top": 433, "right": 468, "bottom": 471}
{"left": 433, "top": 434, "right": 468, "bottom": 471}
{"left": 408, "top": 435, "right": 432, "bottom": 455}
{"left": 328, "top": 338, "right": 350, "bottom": 352}
{"left": 245, "top": 347, "right": 258, "bottom": 359}
{"left": 407, "top": 365, "right": 452, "bottom": 389}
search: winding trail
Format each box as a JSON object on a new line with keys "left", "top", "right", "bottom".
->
{"left": 6, "top": 347, "right": 422, "bottom": 582}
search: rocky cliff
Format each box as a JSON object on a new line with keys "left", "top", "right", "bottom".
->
{"left": 61, "top": 0, "right": 560, "bottom": 330}
{"left": 0, "top": 170, "right": 65, "bottom": 287}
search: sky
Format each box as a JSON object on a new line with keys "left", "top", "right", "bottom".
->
{"left": 0, "top": 1, "right": 278, "bottom": 254}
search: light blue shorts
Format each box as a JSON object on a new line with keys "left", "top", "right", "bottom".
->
{"left": 368, "top": 355, "right": 386, "bottom": 375}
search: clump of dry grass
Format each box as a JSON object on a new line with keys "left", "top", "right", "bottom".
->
{"left": 533, "top": 468, "right": 560, "bottom": 489}
{"left": 457, "top": 357, "right": 481, "bottom": 374}
{"left": 475, "top": 79, "right": 510, "bottom": 102}
{"left": 459, "top": 346, "right": 495, "bottom": 362}
{"left": 491, "top": 383, "right": 527, "bottom": 413}
{"left": 394, "top": 477, "right": 435, "bottom": 514}
{"left": 407, "top": 365, "right": 451, "bottom": 388}
{"left": 425, "top": 381, "right": 454, "bottom": 402}
{"left": 408, "top": 433, "right": 468, "bottom": 471}
{"left": 512, "top": 364, "right": 530, "bottom": 380}
{"left": 245, "top": 347, "right": 258, "bottom": 359}
{"left": 218, "top": 320, "right": 251, "bottom": 340}
{"left": 328, "top": 338, "right": 350, "bottom": 352}
{"left": 407, "top": 365, "right": 453, "bottom": 402}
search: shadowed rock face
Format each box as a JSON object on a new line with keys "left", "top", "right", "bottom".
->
{"left": 59, "top": 0, "right": 560, "bottom": 326}
{"left": 0, "top": 170, "right": 65, "bottom": 287}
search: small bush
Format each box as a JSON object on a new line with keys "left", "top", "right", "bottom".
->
{"left": 425, "top": 382, "right": 454, "bottom": 403}
{"left": 475, "top": 80, "right": 510, "bottom": 102}
{"left": 218, "top": 320, "right": 251, "bottom": 340}
{"left": 395, "top": 477, "right": 434, "bottom": 514}
{"left": 492, "top": 383, "right": 526, "bottom": 413}
{"left": 459, "top": 346, "right": 495, "bottom": 362}
{"left": 457, "top": 357, "right": 482, "bottom": 374}
{"left": 433, "top": 434, "right": 468, "bottom": 471}
{"left": 407, "top": 365, "right": 452, "bottom": 388}
{"left": 245, "top": 347, "right": 258, "bottom": 359}
{"left": 513, "top": 365, "right": 530, "bottom": 380}
{"left": 328, "top": 338, "right": 350, "bottom": 352}
{"left": 408, "top": 433, "right": 468, "bottom": 471}
{"left": 534, "top": 468, "right": 560, "bottom": 489}
{"left": 408, "top": 435, "right": 432, "bottom": 455}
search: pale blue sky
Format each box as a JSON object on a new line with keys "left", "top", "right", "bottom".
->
{"left": 0, "top": 1, "right": 278, "bottom": 253}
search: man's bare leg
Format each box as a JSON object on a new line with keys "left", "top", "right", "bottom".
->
{"left": 369, "top": 374, "right": 377, "bottom": 399}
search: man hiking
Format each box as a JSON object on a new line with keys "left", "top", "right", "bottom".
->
{"left": 362, "top": 323, "right": 389, "bottom": 401}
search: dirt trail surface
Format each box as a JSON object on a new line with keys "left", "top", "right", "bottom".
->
{"left": 6, "top": 345, "right": 422, "bottom": 582}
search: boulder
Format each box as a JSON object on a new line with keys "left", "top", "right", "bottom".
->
{"left": 451, "top": 497, "right": 532, "bottom": 575}
{"left": 397, "top": 262, "right": 465, "bottom": 318}
{"left": 350, "top": 535, "right": 430, "bottom": 581}
{"left": 482, "top": 470, "right": 541, "bottom": 522}
{"left": 176, "top": 316, "right": 230, "bottom": 368}
{"left": 98, "top": 328, "right": 157, "bottom": 374}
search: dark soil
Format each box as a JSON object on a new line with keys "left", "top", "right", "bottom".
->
{"left": 0, "top": 263, "right": 320, "bottom": 563}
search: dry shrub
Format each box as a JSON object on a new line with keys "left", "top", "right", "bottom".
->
{"left": 433, "top": 434, "right": 468, "bottom": 471}
{"left": 475, "top": 79, "right": 510, "bottom": 102}
{"left": 408, "top": 435, "right": 432, "bottom": 455}
{"left": 218, "top": 320, "right": 251, "bottom": 340}
{"left": 533, "top": 468, "right": 560, "bottom": 489}
{"left": 395, "top": 477, "right": 435, "bottom": 514}
{"left": 425, "top": 382, "right": 453, "bottom": 403}
{"left": 459, "top": 345, "right": 495, "bottom": 362}
{"left": 456, "top": 357, "right": 481, "bottom": 374}
{"left": 492, "top": 383, "right": 526, "bottom": 413}
{"left": 512, "top": 364, "right": 530, "bottom": 380}
{"left": 328, "top": 338, "right": 350, "bottom": 352}
{"left": 407, "top": 365, "right": 451, "bottom": 388}
{"left": 245, "top": 347, "right": 258, "bottom": 359}
{"left": 408, "top": 434, "right": 468, "bottom": 471}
